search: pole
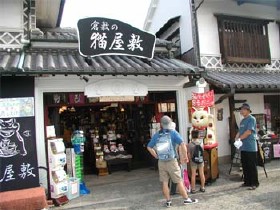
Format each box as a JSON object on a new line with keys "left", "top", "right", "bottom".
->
{"left": 190, "top": 0, "right": 202, "bottom": 67}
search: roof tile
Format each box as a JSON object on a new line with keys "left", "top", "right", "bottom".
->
{"left": 205, "top": 70, "right": 280, "bottom": 91}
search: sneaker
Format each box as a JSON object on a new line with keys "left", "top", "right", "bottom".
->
{"left": 184, "top": 198, "right": 198, "bottom": 205}
{"left": 248, "top": 186, "right": 256, "bottom": 190}
{"left": 165, "top": 200, "right": 172, "bottom": 208}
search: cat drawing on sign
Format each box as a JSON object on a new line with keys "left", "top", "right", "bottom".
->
{"left": 0, "top": 118, "right": 27, "bottom": 157}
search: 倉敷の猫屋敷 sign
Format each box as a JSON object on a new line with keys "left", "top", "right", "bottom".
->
{"left": 77, "top": 17, "right": 156, "bottom": 59}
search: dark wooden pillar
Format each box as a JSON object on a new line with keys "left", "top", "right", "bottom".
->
{"left": 228, "top": 95, "right": 237, "bottom": 158}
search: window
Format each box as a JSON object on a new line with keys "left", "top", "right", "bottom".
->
{"left": 216, "top": 15, "right": 271, "bottom": 64}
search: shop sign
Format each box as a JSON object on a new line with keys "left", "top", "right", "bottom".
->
{"left": 0, "top": 97, "right": 39, "bottom": 192}
{"left": 85, "top": 79, "right": 148, "bottom": 97}
{"left": 192, "top": 90, "right": 214, "bottom": 107}
{"left": 77, "top": 17, "right": 156, "bottom": 59}
{"left": 99, "top": 96, "right": 135, "bottom": 102}
{"left": 0, "top": 97, "right": 34, "bottom": 118}
{"left": 69, "top": 93, "right": 85, "bottom": 104}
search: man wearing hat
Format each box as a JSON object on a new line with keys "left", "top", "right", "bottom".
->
{"left": 147, "top": 115, "right": 198, "bottom": 207}
{"left": 235, "top": 103, "right": 259, "bottom": 190}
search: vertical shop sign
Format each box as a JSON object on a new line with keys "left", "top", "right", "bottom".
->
{"left": 69, "top": 93, "right": 85, "bottom": 104}
{"left": 77, "top": 17, "right": 156, "bottom": 59}
{"left": 192, "top": 90, "right": 214, "bottom": 108}
{"left": 0, "top": 97, "right": 39, "bottom": 192}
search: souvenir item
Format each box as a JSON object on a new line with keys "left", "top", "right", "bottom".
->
{"left": 118, "top": 144, "right": 124, "bottom": 151}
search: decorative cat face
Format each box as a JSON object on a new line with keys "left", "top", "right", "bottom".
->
{"left": 0, "top": 118, "right": 20, "bottom": 138}
{"left": 191, "top": 107, "right": 209, "bottom": 128}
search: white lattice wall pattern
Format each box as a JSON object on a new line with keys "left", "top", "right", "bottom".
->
{"left": 201, "top": 54, "right": 280, "bottom": 71}
{"left": 200, "top": 55, "right": 223, "bottom": 69}
{"left": 0, "top": 32, "right": 22, "bottom": 49}
{"left": 23, "top": 0, "right": 29, "bottom": 40}
{"left": 23, "top": 0, "right": 36, "bottom": 39}
{"left": 266, "top": 59, "right": 280, "bottom": 70}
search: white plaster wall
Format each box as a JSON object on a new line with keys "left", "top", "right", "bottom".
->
{"left": 268, "top": 22, "right": 280, "bottom": 59}
{"left": 0, "top": 0, "right": 22, "bottom": 29}
{"left": 185, "top": 86, "right": 198, "bottom": 128}
{"left": 234, "top": 93, "right": 265, "bottom": 114}
{"left": 145, "top": 0, "right": 194, "bottom": 53}
{"left": 215, "top": 96, "right": 231, "bottom": 157}
{"left": 213, "top": 93, "right": 265, "bottom": 158}
{"left": 197, "top": 0, "right": 280, "bottom": 58}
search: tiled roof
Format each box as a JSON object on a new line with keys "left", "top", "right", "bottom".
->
{"left": 0, "top": 50, "right": 200, "bottom": 76}
{"left": 0, "top": 52, "right": 20, "bottom": 72}
{"left": 205, "top": 70, "right": 280, "bottom": 91}
{"left": 30, "top": 28, "right": 179, "bottom": 47}
{"left": 0, "top": 28, "right": 199, "bottom": 76}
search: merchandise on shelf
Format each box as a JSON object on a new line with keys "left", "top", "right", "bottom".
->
{"left": 71, "top": 130, "right": 90, "bottom": 194}
{"left": 48, "top": 138, "right": 68, "bottom": 199}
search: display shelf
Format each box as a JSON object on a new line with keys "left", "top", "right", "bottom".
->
{"left": 47, "top": 138, "right": 69, "bottom": 203}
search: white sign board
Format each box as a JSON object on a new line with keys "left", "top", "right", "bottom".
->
{"left": 85, "top": 79, "right": 148, "bottom": 97}
{"left": 0, "top": 97, "right": 34, "bottom": 118}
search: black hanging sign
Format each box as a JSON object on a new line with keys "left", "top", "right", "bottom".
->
{"left": 0, "top": 97, "right": 39, "bottom": 192}
{"left": 77, "top": 17, "right": 156, "bottom": 59}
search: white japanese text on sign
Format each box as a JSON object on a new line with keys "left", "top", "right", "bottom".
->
{"left": 192, "top": 90, "right": 214, "bottom": 107}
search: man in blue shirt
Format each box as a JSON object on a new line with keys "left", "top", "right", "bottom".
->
{"left": 147, "top": 115, "right": 198, "bottom": 207}
{"left": 235, "top": 103, "right": 259, "bottom": 190}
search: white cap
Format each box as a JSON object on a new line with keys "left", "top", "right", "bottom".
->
{"left": 160, "top": 115, "right": 172, "bottom": 129}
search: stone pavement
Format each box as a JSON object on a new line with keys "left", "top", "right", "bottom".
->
{"left": 53, "top": 159, "right": 280, "bottom": 210}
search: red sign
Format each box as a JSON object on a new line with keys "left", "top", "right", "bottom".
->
{"left": 192, "top": 90, "right": 214, "bottom": 107}
{"left": 69, "top": 93, "right": 85, "bottom": 104}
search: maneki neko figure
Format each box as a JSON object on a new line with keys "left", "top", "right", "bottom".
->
{"left": 189, "top": 107, "right": 217, "bottom": 146}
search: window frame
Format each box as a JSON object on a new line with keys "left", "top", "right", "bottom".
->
{"left": 216, "top": 14, "right": 272, "bottom": 65}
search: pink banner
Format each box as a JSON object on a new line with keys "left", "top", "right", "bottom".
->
{"left": 192, "top": 90, "right": 214, "bottom": 107}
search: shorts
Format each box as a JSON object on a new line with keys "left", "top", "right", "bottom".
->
{"left": 158, "top": 159, "right": 182, "bottom": 183}
{"left": 190, "top": 161, "right": 204, "bottom": 169}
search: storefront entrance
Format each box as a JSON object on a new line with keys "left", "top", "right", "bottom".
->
{"left": 264, "top": 95, "right": 280, "bottom": 135}
{"left": 44, "top": 91, "right": 178, "bottom": 175}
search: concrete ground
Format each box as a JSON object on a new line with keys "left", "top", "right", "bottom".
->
{"left": 53, "top": 159, "right": 280, "bottom": 210}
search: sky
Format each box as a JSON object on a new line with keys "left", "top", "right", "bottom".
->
{"left": 60, "top": 0, "right": 152, "bottom": 29}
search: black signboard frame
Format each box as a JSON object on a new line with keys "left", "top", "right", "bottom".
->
{"left": 77, "top": 17, "right": 156, "bottom": 59}
{"left": 0, "top": 98, "right": 39, "bottom": 192}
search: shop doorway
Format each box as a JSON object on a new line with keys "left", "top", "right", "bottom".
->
{"left": 264, "top": 95, "right": 280, "bottom": 134}
{"left": 44, "top": 91, "right": 178, "bottom": 175}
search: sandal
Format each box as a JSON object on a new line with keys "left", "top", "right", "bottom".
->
{"left": 191, "top": 189, "right": 196, "bottom": 194}
{"left": 200, "top": 188, "right": 205, "bottom": 192}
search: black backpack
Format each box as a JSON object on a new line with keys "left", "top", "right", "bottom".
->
{"left": 192, "top": 142, "right": 204, "bottom": 164}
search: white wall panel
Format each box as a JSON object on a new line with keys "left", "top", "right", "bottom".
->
{"left": 197, "top": 0, "right": 280, "bottom": 57}
{"left": 0, "top": 0, "right": 22, "bottom": 29}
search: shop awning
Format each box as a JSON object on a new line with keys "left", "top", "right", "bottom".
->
{"left": 0, "top": 50, "right": 200, "bottom": 76}
{"left": 205, "top": 69, "right": 280, "bottom": 92}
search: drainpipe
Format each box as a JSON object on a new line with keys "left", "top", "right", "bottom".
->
{"left": 190, "top": 0, "right": 203, "bottom": 67}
